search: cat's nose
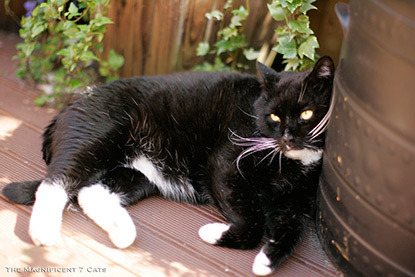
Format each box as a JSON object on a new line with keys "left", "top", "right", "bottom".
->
{"left": 282, "top": 133, "right": 295, "bottom": 146}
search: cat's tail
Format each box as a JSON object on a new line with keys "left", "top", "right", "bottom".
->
{"left": 2, "top": 180, "right": 42, "bottom": 205}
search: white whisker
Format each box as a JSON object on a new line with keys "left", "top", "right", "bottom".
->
{"left": 258, "top": 147, "right": 280, "bottom": 166}
{"left": 229, "top": 129, "right": 280, "bottom": 175}
{"left": 298, "top": 81, "right": 308, "bottom": 103}
{"left": 279, "top": 152, "right": 283, "bottom": 174}
{"left": 238, "top": 108, "right": 258, "bottom": 119}
{"left": 308, "top": 94, "right": 335, "bottom": 140}
{"left": 268, "top": 148, "right": 279, "bottom": 166}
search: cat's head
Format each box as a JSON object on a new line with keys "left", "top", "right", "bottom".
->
{"left": 254, "top": 56, "right": 334, "bottom": 165}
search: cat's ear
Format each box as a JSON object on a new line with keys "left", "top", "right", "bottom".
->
{"left": 256, "top": 62, "right": 279, "bottom": 85}
{"left": 309, "top": 56, "right": 335, "bottom": 79}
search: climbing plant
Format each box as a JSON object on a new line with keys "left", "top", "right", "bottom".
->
{"left": 268, "top": 0, "right": 319, "bottom": 71}
{"left": 196, "top": 0, "right": 319, "bottom": 72}
{"left": 13, "top": 0, "right": 124, "bottom": 107}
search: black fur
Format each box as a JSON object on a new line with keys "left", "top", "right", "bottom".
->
{"left": 2, "top": 180, "right": 41, "bottom": 205}
{"left": 2, "top": 57, "right": 334, "bottom": 274}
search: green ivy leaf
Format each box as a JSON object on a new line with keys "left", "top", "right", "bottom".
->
{"left": 108, "top": 49, "right": 125, "bottom": 71}
{"left": 230, "top": 15, "right": 243, "bottom": 28}
{"left": 205, "top": 10, "right": 223, "bottom": 21}
{"left": 219, "top": 27, "right": 235, "bottom": 40}
{"left": 284, "top": 57, "right": 301, "bottom": 71}
{"left": 243, "top": 48, "right": 259, "bottom": 60}
{"left": 231, "top": 6, "right": 248, "bottom": 20}
{"left": 95, "top": 43, "right": 104, "bottom": 52}
{"left": 55, "top": 0, "right": 68, "bottom": 6}
{"left": 224, "top": 0, "right": 233, "bottom": 10}
{"left": 34, "top": 94, "right": 50, "bottom": 107}
{"left": 298, "top": 35, "right": 319, "bottom": 60}
{"left": 91, "top": 16, "right": 113, "bottom": 27}
{"left": 267, "top": 3, "right": 289, "bottom": 21}
{"left": 99, "top": 66, "right": 110, "bottom": 77}
{"left": 299, "top": 57, "right": 316, "bottom": 70}
{"left": 274, "top": 36, "right": 297, "bottom": 59}
{"left": 193, "top": 57, "right": 232, "bottom": 72}
{"left": 57, "top": 48, "right": 69, "bottom": 57}
{"left": 63, "top": 26, "right": 80, "bottom": 38}
{"left": 80, "top": 51, "right": 99, "bottom": 62}
{"left": 299, "top": 0, "right": 317, "bottom": 14}
{"left": 53, "top": 68, "right": 66, "bottom": 83}
{"left": 215, "top": 39, "right": 234, "bottom": 55}
{"left": 15, "top": 66, "right": 26, "bottom": 79}
{"left": 31, "top": 22, "right": 47, "bottom": 38}
{"left": 196, "top": 42, "right": 210, "bottom": 56}
{"left": 287, "top": 15, "right": 313, "bottom": 34}
{"left": 70, "top": 79, "right": 83, "bottom": 89}
{"left": 65, "top": 2, "right": 81, "bottom": 19}
{"left": 17, "top": 42, "right": 36, "bottom": 57}
{"left": 283, "top": 0, "right": 302, "bottom": 13}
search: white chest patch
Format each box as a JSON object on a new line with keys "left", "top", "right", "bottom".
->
{"left": 284, "top": 148, "right": 323, "bottom": 165}
{"left": 128, "top": 155, "right": 196, "bottom": 202}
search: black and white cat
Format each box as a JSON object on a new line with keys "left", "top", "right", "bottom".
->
{"left": 3, "top": 56, "right": 334, "bottom": 275}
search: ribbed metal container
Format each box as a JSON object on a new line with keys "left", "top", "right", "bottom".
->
{"left": 318, "top": 0, "right": 415, "bottom": 276}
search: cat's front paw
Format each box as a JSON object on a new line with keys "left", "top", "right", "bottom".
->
{"left": 198, "top": 223, "right": 230, "bottom": 244}
{"left": 252, "top": 248, "right": 273, "bottom": 276}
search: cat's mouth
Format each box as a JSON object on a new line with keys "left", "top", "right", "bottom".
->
{"left": 279, "top": 140, "right": 323, "bottom": 165}
{"left": 279, "top": 142, "right": 306, "bottom": 158}
{"left": 278, "top": 140, "right": 300, "bottom": 153}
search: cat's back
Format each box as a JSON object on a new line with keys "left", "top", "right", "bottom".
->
{"left": 49, "top": 70, "right": 261, "bottom": 145}
{"left": 79, "top": 71, "right": 261, "bottom": 121}
{"left": 121, "top": 70, "right": 259, "bottom": 101}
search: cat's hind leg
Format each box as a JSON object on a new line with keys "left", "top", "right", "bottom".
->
{"left": 78, "top": 167, "right": 159, "bottom": 248}
{"left": 29, "top": 179, "right": 69, "bottom": 246}
{"left": 77, "top": 184, "right": 136, "bottom": 249}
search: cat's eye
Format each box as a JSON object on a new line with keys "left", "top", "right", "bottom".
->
{"left": 300, "top": 110, "right": 313, "bottom": 120}
{"left": 270, "top": 113, "right": 281, "bottom": 122}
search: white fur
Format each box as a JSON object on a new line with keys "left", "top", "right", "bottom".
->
{"left": 29, "top": 180, "right": 68, "bottom": 246}
{"left": 317, "top": 63, "right": 332, "bottom": 77}
{"left": 77, "top": 184, "right": 136, "bottom": 249}
{"left": 198, "top": 223, "right": 230, "bottom": 244}
{"left": 284, "top": 148, "right": 323, "bottom": 165}
{"left": 252, "top": 248, "right": 273, "bottom": 276}
{"left": 129, "top": 155, "right": 196, "bottom": 202}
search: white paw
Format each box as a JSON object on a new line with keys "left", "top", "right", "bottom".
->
{"left": 29, "top": 214, "right": 62, "bottom": 246}
{"left": 107, "top": 211, "right": 136, "bottom": 249}
{"left": 198, "top": 223, "right": 230, "bottom": 244}
{"left": 252, "top": 248, "right": 273, "bottom": 276}
{"left": 78, "top": 184, "right": 136, "bottom": 249}
{"left": 29, "top": 181, "right": 68, "bottom": 246}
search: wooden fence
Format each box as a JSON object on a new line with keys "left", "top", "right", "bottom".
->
{"left": 1, "top": 0, "right": 345, "bottom": 78}
{"left": 103, "top": 0, "right": 276, "bottom": 77}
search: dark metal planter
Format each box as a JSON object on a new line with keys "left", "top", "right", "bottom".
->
{"left": 318, "top": 0, "right": 415, "bottom": 276}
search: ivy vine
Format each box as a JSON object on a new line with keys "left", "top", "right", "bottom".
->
{"left": 195, "top": 0, "right": 319, "bottom": 72}
{"left": 268, "top": 0, "right": 319, "bottom": 71}
{"left": 13, "top": 0, "right": 124, "bottom": 107}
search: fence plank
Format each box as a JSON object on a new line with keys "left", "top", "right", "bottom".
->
{"left": 104, "top": 0, "right": 275, "bottom": 77}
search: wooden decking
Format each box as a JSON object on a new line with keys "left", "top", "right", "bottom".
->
{"left": 0, "top": 30, "right": 341, "bottom": 277}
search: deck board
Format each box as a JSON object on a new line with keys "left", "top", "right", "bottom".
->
{"left": 0, "top": 30, "right": 340, "bottom": 277}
